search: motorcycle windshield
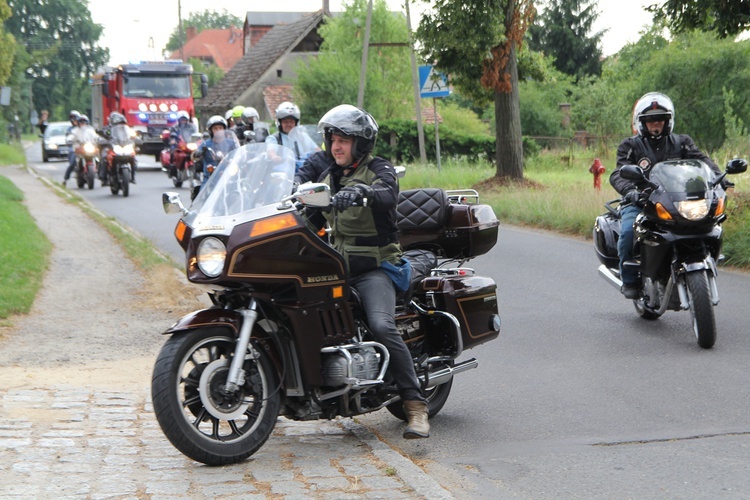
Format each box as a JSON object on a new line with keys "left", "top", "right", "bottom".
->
{"left": 191, "top": 143, "right": 296, "bottom": 217}
{"left": 110, "top": 125, "right": 132, "bottom": 145}
{"left": 650, "top": 160, "right": 713, "bottom": 197}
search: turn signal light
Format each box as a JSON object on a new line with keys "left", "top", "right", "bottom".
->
{"left": 332, "top": 286, "right": 344, "bottom": 299}
{"left": 715, "top": 197, "right": 726, "bottom": 216}
{"left": 655, "top": 202, "right": 673, "bottom": 221}
{"left": 250, "top": 213, "right": 299, "bottom": 237}
{"left": 174, "top": 220, "right": 187, "bottom": 243}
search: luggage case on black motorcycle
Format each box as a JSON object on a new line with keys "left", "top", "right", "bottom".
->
{"left": 593, "top": 210, "right": 620, "bottom": 269}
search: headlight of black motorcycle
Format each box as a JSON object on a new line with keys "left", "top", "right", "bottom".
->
{"left": 196, "top": 237, "right": 226, "bottom": 277}
{"left": 676, "top": 199, "right": 710, "bottom": 220}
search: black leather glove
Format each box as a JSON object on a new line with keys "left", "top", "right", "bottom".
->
{"left": 332, "top": 184, "right": 374, "bottom": 211}
{"left": 332, "top": 186, "right": 363, "bottom": 211}
{"left": 623, "top": 189, "right": 646, "bottom": 206}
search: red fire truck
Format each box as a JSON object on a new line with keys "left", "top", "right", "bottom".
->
{"left": 91, "top": 60, "right": 208, "bottom": 160}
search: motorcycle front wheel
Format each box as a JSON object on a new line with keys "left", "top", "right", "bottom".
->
{"left": 86, "top": 165, "right": 95, "bottom": 189}
{"left": 151, "top": 327, "right": 281, "bottom": 465}
{"left": 686, "top": 271, "right": 716, "bottom": 349}
{"left": 121, "top": 168, "right": 130, "bottom": 197}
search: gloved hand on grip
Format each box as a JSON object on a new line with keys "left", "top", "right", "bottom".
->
{"left": 623, "top": 189, "right": 646, "bottom": 207}
{"left": 332, "top": 184, "right": 374, "bottom": 211}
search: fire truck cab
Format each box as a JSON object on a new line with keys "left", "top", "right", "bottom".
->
{"left": 91, "top": 61, "right": 208, "bottom": 160}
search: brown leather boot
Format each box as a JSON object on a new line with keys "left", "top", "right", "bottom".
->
{"left": 402, "top": 400, "right": 430, "bottom": 439}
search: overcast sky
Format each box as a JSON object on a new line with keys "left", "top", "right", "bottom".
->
{"left": 89, "top": 0, "right": 655, "bottom": 67}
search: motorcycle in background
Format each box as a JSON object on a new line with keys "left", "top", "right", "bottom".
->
{"left": 152, "top": 142, "right": 502, "bottom": 465}
{"left": 103, "top": 124, "right": 139, "bottom": 197}
{"left": 594, "top": 158, "right": 747, "bottom": 348}
{"left": 67, "top": 133, "right": 99, "bottom": 190}
{"left": 160, "top": 130, "right": 201, "bottom": 189}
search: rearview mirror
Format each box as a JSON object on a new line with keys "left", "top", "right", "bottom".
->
{"left": 618, "top": 164, "right": 645, "bottom": 181}
{"left": 726, "top": 158, "right": 748, "bottom": 175}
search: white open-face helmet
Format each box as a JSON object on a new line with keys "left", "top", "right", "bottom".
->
{"left": 633, "top": 92, "right": 674, "bottom": 138}
{"left": 242, "top": 107, "right": 260, "bottom": 125}
{"left": 275, "top": 101, "right": 300, "bottom": 127}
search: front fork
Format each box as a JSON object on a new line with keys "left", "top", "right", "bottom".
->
{"left": 224, "top": 298, "right": 260, "bottom": 393}
{"left": 674, "top": 256, "right": 720, "bottom": 309}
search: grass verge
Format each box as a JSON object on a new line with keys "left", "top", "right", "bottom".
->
{"left": 0, "top": 175, "right": 52, "bottom": 323}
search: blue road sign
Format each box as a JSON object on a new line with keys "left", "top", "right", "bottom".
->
{"left": 419, "top": 65, "right": 450, "bottom": 99}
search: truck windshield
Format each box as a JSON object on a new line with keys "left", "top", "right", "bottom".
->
{"left": 123, "top": 74, "right": 191, "bottom": 98}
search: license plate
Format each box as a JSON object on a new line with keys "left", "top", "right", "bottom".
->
{"left": 151, "top": 113, "right": 168, "bottom": 125}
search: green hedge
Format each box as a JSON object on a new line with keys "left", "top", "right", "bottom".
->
{"left": 374, "top": 118, "right": 540, "bottom": 163}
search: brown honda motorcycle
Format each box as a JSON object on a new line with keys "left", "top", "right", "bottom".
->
{"left": 154, "top": 143, "right": 501, "bottom": 465}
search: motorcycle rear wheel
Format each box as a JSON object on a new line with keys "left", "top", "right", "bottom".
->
{"left": 633, "top": 298, "right": 662, "bottom": 320}
{"left": 386, "top": 368, "right": 454, "bottom": 421}
{"left": 686, "top": 271, "right": 716, "bottom": 349}
{"left": 151, "top": 327, "right": 281, "bottom": 465}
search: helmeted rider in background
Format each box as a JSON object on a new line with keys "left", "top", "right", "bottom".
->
{"left": 168, "top": 110, "right": 198, "bottom": 179}
{"left": 104, "top": 112, "right": 138, "bottom": 184}
{"left": 266, "top": 101, "right": 320, "bottom": 167}
{"left": 234, "top": 106, "right": 268, "bottom": 144}
{"left": 62, "top": 110, "right": 81, "bottom": 187}
{"left": 314, "top": 104, "right": 430, "bottom": 440}
{"left": 229, "top": 105, "right": 245, "bottom": 141}
{"left": 198, "top": 115, "right": 240, "bottom": 179}
{"left": 611, "top": 92, "right": 725, "bottom": 299}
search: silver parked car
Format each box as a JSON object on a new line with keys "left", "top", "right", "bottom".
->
{"left": 40, "top": 121, "right": 72, "bottom": 162}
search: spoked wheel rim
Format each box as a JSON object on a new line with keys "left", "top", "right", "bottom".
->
{"left": 177, "top": 336, "right": 272, "bottom": 444}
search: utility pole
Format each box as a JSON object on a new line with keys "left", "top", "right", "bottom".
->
{"left": 178, "top": 0, "right": 185, "bottom": 62}
{"left": 357, "top": 0, "right": 373, "bottom": 108}
{"left": 405, "top": 0, "right": 426, "bottom": 163}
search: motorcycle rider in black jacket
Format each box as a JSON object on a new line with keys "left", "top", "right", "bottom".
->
{"left": 316, "top": 104, "right": 430, "bottom": 439}
{"left": 610, "top": 92, "right": 724, "bottom": 299}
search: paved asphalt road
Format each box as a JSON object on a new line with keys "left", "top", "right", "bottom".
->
{"left": 26, "top": 143, "right": 750, "bottom": 498}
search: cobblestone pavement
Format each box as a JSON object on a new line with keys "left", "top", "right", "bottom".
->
{"left": 0, "top": 158, "right": 453, "bottom": 499}
{"left": 0, "top": 385, "right": 451, "bottom": 499}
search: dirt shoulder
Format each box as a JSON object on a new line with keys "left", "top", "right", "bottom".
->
{"left": 0, "top": 164, "right": 202, "bottom": 393}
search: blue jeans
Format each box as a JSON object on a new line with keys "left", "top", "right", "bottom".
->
{"left": 618, "top": 204, "right": 642, "bottom": 285}
{"left": 64, "top": 150, "right": 76, "bottom": 180}
{"left": 350, "top": 269, "right": 425, "bottom": 402}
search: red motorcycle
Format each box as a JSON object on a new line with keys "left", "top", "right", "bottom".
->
{"left": 70, "top": 138, "right": 99, "bottom": 190}
{"left": 160, "top": 130, "right": 201, "bottom": 189}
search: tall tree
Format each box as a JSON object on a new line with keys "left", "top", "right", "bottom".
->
{"left": 648, "top": 0, "right": 750, "bottom": 38}
{"left": 528, "top": 0, "right": 605, "bottom": 79}
{"left": 6, "top": 0, "right": 109, "bottom": 117}
{"left": 165, "top": 9, "right": 243, "bottom": 53}
{"left": 417, "top": 0, "right": 535, "bottom": 179}
{"left": 0, "top": 0, "right": 15, "bottom": 86}
{"left": 294, "top": 0, "right": 413, "bottom": 121}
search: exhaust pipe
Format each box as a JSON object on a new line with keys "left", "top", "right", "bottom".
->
{"left": 598, "top": 264, "right": 622, "bottom": 291}
{"left": 422, "top": 358, "right": 478, "bottom": 389}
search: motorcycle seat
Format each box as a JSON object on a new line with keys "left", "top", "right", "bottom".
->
{"left": 397, "top": 188, "right": 449, "bottom": 231}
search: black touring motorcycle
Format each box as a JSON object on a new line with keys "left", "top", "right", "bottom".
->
{"left": 594, "top": 158, "right": 747, "bottom": 348}
{"left": 154, "top": 143, "right": 501, "bottom": 465}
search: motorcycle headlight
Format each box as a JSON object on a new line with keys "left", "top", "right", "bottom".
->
{"left": 187, "top": 142, "right": 198, "bottom": 152}
{"left": 83, "top": 143, "right": 96, "bottom": 154}
{"left": 196, "top": 237, "right": 226, "bottom": 277}
{"left": 123, "top": 144, "right": 135, "bottom": 155}
{"left": 676, "top": 199, "right": 709, "bottom": 220}
{"left": 113, "top": 145, "right": 124, "bottom": 155}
